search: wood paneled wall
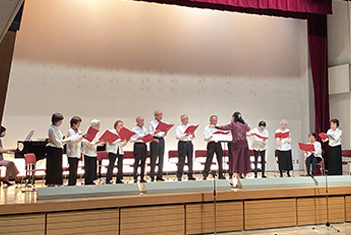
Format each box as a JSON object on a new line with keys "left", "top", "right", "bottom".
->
{"left": 3, "top": 193, "right": 351, "bottom": 234}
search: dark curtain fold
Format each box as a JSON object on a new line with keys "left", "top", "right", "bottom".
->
{"left": 307, "top": 14, "right": 330, "bottom": 136}
{"left": 307, "top": 14, "right": 330, "bottom": 167}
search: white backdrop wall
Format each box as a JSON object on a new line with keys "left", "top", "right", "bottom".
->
{"left": 2, "top": 0, "right": 309, "bottom": 171}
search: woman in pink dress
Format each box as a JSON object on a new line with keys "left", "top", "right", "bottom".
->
{"left": 216, "top": 112, "right": 251, "bottom": 178}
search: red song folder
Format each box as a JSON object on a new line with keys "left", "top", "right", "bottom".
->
{"left": 118, "top": 127, "right": 136, "bottom": 141}
{"left": 184, "top": 125, "right": 199, "bottom": 134}
{"left": 156, "top": 122, "right": 174, "bottom": 132}
{"left": 253, "top": 133, "right": 269, "bottom": 140}
{"left": 298, "top": 143, "right": 315, "bottom": 152}
{"left": 213, "top": 131, "right": 230, "bottom": 135}
{"left": 275, "top": 132, "right": 290, "bottom": 139}
{"left": 99, "top": 130, "right": 119, "bottom": 144}
{"left": 319, "top": 132, "right": 329, "bottom": 140}
{"left": 84, "top": 126, "right": 99, "bottom": 142}
{"left": 142, "top": 134, "right": 157, "bottom": 143}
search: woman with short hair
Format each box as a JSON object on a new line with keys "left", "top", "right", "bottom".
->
{"left": 275, "top": 119, "right": 293, "bottom": 177}
{"left": 324, "top": 118, "right": 342, "bottom": 175}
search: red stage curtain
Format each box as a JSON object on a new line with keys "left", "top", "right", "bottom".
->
{"left": 308, "top": 14, "right": 330, "bottom": 167}
{"left": 308, "top": 14, "right": 330, "bottom": 136}
{"left": 141, "top": 0, "right": 332, "bottom": 16}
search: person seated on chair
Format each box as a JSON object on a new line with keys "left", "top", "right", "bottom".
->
{"left": 305, "top": 133, "right": 322, "bottom": 177}
{"left": 0, "top": 126, "right": 20, "bottom": 186}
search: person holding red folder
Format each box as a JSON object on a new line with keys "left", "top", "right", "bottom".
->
{"left": 148, "top": 110, "right": 167, "bottom": 182}
{"left": 202, "top": 115, "right": 225, "bottom": 180}
{"left": 216, "top": 111, "right": 251, "bottom": 179}
{"left": 176, "top": 114, "right": 196, "bottom": 181}
{"left": 106, "top": 120, "right": 127, "bottom": 184}
{"left": 322, "top": 118, "right": 343, "bottom": 175}
{"left": 275, "top": 119, "right": 293, "bottom": 177}
{"left": 304, "top": 133, "right": 322, "bottom": 177}
{"left": 130, "top": 116, "right": 148, "bottom": 183}
{"left": 249, "top": 121, "right": 269, "bottom": 178}
{"left": 66, "top": 116, "right": 86, "bottom": 186}
{"left": 82, "top": 119, "right": 104, "bottom": 185}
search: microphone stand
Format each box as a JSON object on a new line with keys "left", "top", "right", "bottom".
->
{"left": 209, "top": 171, "right": 217, "bottom": 235}
{"left": 312, "top": 167, "right": 340, "bottom": 232}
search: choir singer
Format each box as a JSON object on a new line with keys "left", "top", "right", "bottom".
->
{"left": 202, "top": 115, "right": 225, "bottom": 180}
{"left": 176, "top": 114, "right": 196, "bottom": 181}
{"left": 130, "top": 116, "right": 148, "bottom": 183}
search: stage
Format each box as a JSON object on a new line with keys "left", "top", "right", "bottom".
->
{"left": 1, "top": 173, "right": 351, "bottom": 235}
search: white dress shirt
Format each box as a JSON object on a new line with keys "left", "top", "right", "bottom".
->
{"left": 106, "top": 129, "right": 127, "bottom": 155}
{"left": 176, "top": 124, "right": 194, "bottom": 142}
{"left": 46, "top": 125, "right": 81, "bottom": 149}
{"left": 304, "top": 141, "right": 322, "bottom": 158}
{"left": 66, "top": 128, "right": 84, "bottom": 158}
{"left": 326, "top": 128, "right": 342, "bottom": 147}
{"left": 203, "top": 125, "right": 221, "bottom": 143}
{"left": 250, "top": 127, "right": 269, "bottom": 151}
{"left": 149, "top": 119, "right": 166, "bottom": 138}
{"left": 82, "top": 135, "right": 102, "bottom": 157}
{"left": 130, "top": 125, "right": 148, "bottom": 143}
{"left": 275, "top": 128, "right": 291, "bottom": 151}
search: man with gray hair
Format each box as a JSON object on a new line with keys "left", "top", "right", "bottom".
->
{"left": 130, "top": 116, "right": 148, "bottom": 183}
{"left": 203, "top": 115, "right": 225, "bottom": 180}
{"left": 175, "top": 114, "right": 196, "bottom": 181}
{"left": 148, "top": 110, "right": 167, "bottom": 181}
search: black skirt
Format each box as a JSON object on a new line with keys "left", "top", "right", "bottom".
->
{"left": 328, "top": 145, "right": 342, "bottom": 175}
{"left": 46, "top": 146, "right": 63, "bottom": 185}
{"left": 277, "top": 150, "right": 293, "bottom": 171}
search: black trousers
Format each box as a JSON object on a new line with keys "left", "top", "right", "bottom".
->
{"left": 150, "top": 137, "right": 164, "bottom": 179}
{"left": 203, "top": 142, "right": 223, "bottom": 177}
{"left": 177, "top": 141, "right": 193, "bottom": 178}
{"left": 133, "top": 143, "right": 147, "bottom": 180}
{"left": 305, "top": 154, "right": 321, "bottom": 175}
{"left": 227, "top": 142, "right": 233, "bottom": 176}
{"left": 107, "top": 152, "right": 123, "bottom": 181}
{"left": 84, "top": 155, "right": 97, "bottom": 185}
{"left": 253, "top": 150, "right": 266, "bottom": 176}
{"left": 68, "top": 157, "right": 79, "bottom": 186}
{"left": 46, "top": 146, "right": 63, "bottom": 185}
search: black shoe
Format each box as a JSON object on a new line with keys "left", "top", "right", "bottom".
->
{"left": 3, "top": 180, "right": 13, "bottom": 186}
{"left": 188, "top": 177, "right": 196, "bottom": 181}
{"left": 150, "top": 178, "right": 155, "bottom": 182}
{"left": 287, "top": 174, "right": 291, "bottom": 177}
{"left": 254, "top": 175, "right": 258, "bottom": 178}
{"left": 177, "top": 178, "right": 182, "bottom": 181}
{"left": 219, "top": 174, "right": 225, "bottom": 180}
{"left": 105, "top": 180, "right": 112, "bottom": 184}
{"left": 156, "top": 177, "right": 164, "bottom": 182}
{"left": 262, "top": 175, "right": 267, "bottom": 178}
{"left": 115, "top": 180, "right": 123, "bottom": 184}
{"left": 203, "top": 176, "right": 207, "bottom": 180}
{"left": 140, "top": 179, "right": 147, "bottom": 183}
{"left": 134, "top": 179, "right": 138, "bottom": 183}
